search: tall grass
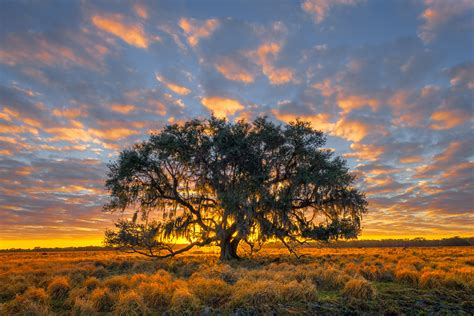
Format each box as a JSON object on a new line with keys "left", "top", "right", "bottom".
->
{"left": 0, "top": 247, "right": 472, "bottom": 314}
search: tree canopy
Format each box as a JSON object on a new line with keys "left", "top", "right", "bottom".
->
{"left": 103, "top": 116, "right": 367, "bottom": 260}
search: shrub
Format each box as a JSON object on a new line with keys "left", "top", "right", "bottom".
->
{"left": 149, "top": 269, "right": 173, "bottom": 284}
{"left": 113, "top": 290, "right": 148, "bottom": 316}
{"left": 342, "top": 278, "right": 377, "bottom": 300}
{"left": 309, "top": 266, "right": 350, "bottom": 290}
{"left": 230, "top": 279, "right": 281, "bottom": 308}
{"left": 395, "top": 269, "right": 419, "bottom": 286}
{"left": 104, "top": 275, "right": 129, "bottom": 292}
{"left": 23, "top": 287, "right": 49, "bottom": 303}
{"left": 188, "top": 277, "right": 232, "bottom": 307}
{"left": 1, "top": 287, "right": 50, "bottom": 316}
{"left": 92, "top": 266, "right": 108, "bottom": 278}
{"left": 48, "top": 276, "right": 70, "bottom": 301}
{"left": 169, "top": 285, "right": 200, "bottom": 313}
{"left": 130, "top": 273, "right": 148, "bottom": 286}
{"left": 84, "top": 276, "right": 100, "bottom": 291}
{"left": 419, "top": 271, "right": 445, "bottom": 289}
{"left": 72, "top": 297, "right": 97, "bottom": 316}
{"left": 90, "top": 287, "right": 114, "bottom": 312}
{"left": 278, "top": 279, "right": 317, "bottom": 303}
{"left": 138, "top": 282, "right": 173, "bottom": 311}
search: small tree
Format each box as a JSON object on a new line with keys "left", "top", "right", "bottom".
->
{"left": 104, "top": 116, "right": 367, "bottom": 260}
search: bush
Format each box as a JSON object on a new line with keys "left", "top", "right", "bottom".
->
{"left": 84, "top": 276, "right": 100, "bottom": 291}
{"left": 230, "top": 279, "right": 280, "bottom": 308}
{"left": 48, "top": 276, "right": 70, "bottom": 301}
{"left": 72, "top": 297, "right": 97, "bottom": 316}
{"left": 342, "top": 278, "right": 377, "bottom": 300}
{"left": 139, "top": 282, "right": 173, "bottom": 311}
{"left": 170, "top": 285, "right": 200, "bottom": 313}
{"left": 90, "top": 287, "right": 114, "bottom": 312}
{"left": 419, "top": 271, "right": 445, "bottom": 289}
{"left": 104, "top": 275, "right": 129, "bottom": 292}
{"left": 1, "top": 287, "right": 50, "bottom": 315}
{"left": 278, "top": 279, "right": 317, "bottom": 303}
{"left": 113, "top": 290, "right": 148, "bottom": 316}
{"left": 188, "top": 277, "right": 232, "bottom": 307}
{"left": 395, "top": 269, "right": 419, "bottom": 286}
{"left": 308, "top": 266, "right": 350, "bottom": 290}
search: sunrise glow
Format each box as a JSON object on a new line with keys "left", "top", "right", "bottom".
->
{"left": 0, "top": 0, "right": 473, "bottom": 249}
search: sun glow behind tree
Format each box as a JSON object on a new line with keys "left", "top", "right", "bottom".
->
{"left": 104, "top": 117, "right": 367, "bottom": 260}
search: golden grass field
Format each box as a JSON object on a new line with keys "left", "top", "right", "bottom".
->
{"left": 0, "top": 247, "right": 473, "bottom": 315}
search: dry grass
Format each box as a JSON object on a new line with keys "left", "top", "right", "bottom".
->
{"left": 342, "top": 278, "right": 377, "bottom": 300}
{"left": 47, "top": 276, "right": 70, "bottom": 301}
{"left": 0, "top": 247, "right": 472, "bottom": 314}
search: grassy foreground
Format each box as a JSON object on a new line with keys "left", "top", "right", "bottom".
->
{"left": 0, "top": 247, "right": 472, "bottom": 315}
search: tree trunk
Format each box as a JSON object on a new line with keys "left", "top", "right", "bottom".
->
{"left": 219, "top": 238, "right": 240, "bottom": 260}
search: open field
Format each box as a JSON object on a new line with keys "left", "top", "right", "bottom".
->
{"left": 0, "top": 247, "right": 473, "bottom": 315}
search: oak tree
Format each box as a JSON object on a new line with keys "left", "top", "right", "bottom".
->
{"left": 104, "top": 117, "right": 367, "bottom": 260}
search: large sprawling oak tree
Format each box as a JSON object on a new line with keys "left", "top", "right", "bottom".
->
{"left": 104, "top": 116, "right": 367, "bottom": 260}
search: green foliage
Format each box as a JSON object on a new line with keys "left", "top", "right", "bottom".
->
{"left": 104, "top": 116, "right": 367, "bottom": 259}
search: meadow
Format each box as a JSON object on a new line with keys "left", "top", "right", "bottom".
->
{"left": 0, "top": 247, "right": 472, "bottom": 315}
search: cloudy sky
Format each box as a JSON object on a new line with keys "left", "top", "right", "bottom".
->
{"left": 0, "top": 0, "right": 473, "bottom": 248}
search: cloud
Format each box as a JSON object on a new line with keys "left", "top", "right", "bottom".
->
{"left": 246, "top": 42, "right": 295, "bottom": 85}
{"left": 344, "top": 143, "right": 384, "bottom": 162}
{"left": 89, "top": 127, "right": 140, "bottom": 141}
{"left": 201, "top": 97, "right": 245, "bottom": 118}
{"left": 155, "top": 74, "right": 191, "bottom": 95}
{"left": 337, "top": 95, "right": 379, "bottom": 113}
{"left": 430, "top": 109, "right": 468, "bottom": 130}
{"left": 448, "top": 62, "right": 474, "bottom": 90}
{"left": 133, "top": 4, "right": 148, "bottom": 20}
{"left": 302, "top": 0, "right": 362, "bottom": 24}
{"left": 214, "top": 57, "right": 255, "bottom": 84}
{"left": 179, "top": 18, "right": 219, "bottom": 47}
{"left": 0, "top": 33, "right": 107, "bottom": 69}
{"left": 92, "top": 14, "right": 151, "bottom": 48}
{"left": 332, "top": 117, "right": 371, "bottom": 142}
{"left": 110, "top": 104, "right": 136, "bottom": 114}
{"left": 418, "top": 0, "right": 474, "bottom": 43}
{"left": 52, "top": 107, "right": 87, "bottom": 119}
{"left": 399, "top": 155, "right": 424, "bottom": 164}
{"left": 271, "top": 109, "right": 335, "bottom": 132}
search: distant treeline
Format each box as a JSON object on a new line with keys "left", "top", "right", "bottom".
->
{"left": 1, "top": 237, "right": 473, "bottom": 252}
{"left": 311, "top": 236, "right": 474, "bottom": 248}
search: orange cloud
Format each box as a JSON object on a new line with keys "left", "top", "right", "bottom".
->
{"left": 133, "top": 4, "right": 148, "bottom": 19}
{"left": 337, "top": 95, "right": 379, "bottom": 113}
{"left": 0, "top": 35, "right": 99, "bottom": 68}
{"left": 312, "top": 79, "right": 339, "bottom": 97}
{"left": 179, "top": 18, "right": 219, "bottom": 47}
{"left": 430, "top": 109, "right": 467, "bottom": 130}
{"left": 155, "top": 74, "right": 191, "bottom": 95}
{"left": 332, "top": 118, "right": 370, "bottom": 142}
{"left": 413, "top": 141, "right": 462, "bottom": 177}
{"left": 201, "top": 97, "right": 245, "bottom": 118}
{"left": 0, "top": 123, "right": 38, "bottom": 135}
{"left": 418, "top": 0, "right": 474, "bottom": 43}
{"left": 399, "top": 155, "right": 424, "bottom": 164}
{"left": 215, "top": 57, "right": 255, "bottom": 83}
{"left": 271, "top": 110, "right": 334, "bottom": 132}
{"left": 246, "top": 42, "right": 295, "bottom": 85}
{"left": 302, "top": 0, "right": 362, "bottom": 24}
{"left": 89, "top": 128, "right": 140, "bottom": 141}
{"left": 45, "top": 127, "right": 93, "bottom": 142}
{"left": 52, "top": 107, "right": 87, "bottom": 119}
{"left": 110, "top": 104, "right": 136, "bottom": 114}
{"left": 92, "top": 14, "right": 150, "bottom": 49}
{"left": 344, "top": 143, "right": 384, "bottom": 161}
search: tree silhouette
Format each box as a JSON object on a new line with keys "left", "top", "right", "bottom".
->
{"left": 104, "top": 116, "right": 367, "bottom": 260}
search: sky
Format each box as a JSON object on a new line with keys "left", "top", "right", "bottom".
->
{"left": 0, "top": 0, "right": 473, "bottom": 249}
